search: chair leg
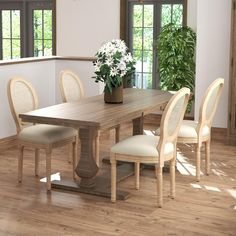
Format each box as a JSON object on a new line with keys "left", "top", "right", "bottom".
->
{"left": 196, "top": 144, "right": 201, "bottom": 182}
{"left": 135, "top": 162, "right": 140, "bottom": 190}
{"left": 46, "top": 148, "right": 52, "bottom": 192}
{"left": 35, "top": 148, "right": 40, "bottom": 176}
{"left": 205, "top": 140, "right": 210, "bottom": 175}
{"left": 110, "top": 154, "right": 117, "bottom": 203}
{"left": 115, "top": 125, "right": 120, "bottom": 143}
{"left": 170, "top": 159, "right": 175, "bottom": 199}
{"left": 95, "top": 131, "right": 100, "bottom": 167}
{"left": 72, "top": 140, "right": 77, "bottom": 180}
{"left": 156, "top": 165, "right": 163, "bottom": 208}
{"left": 18, "top": 145, "right": 24, "bottom": 183}
{"left": 68, "top": 144, "right": 72, "bottom": 163}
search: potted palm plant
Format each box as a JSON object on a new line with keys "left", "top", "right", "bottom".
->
{"left": 93, "top": 39, "right": 136, "bottom": 103}
{"left": 157, "top": 23, "right": 196, "bottom": 112}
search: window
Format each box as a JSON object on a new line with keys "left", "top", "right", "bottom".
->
{"left": 121, "top": 0, "right": 187, "bottom": 89}
{"left": 0, "top": 0, "right": 56, "bottom": 60}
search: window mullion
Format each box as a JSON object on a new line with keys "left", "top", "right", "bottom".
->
{"left": 0, "top": 11, "right": 2, "bottom": 60}
{"left": 141, "top": 4, "right": 144, "bottom": 89}
{"left": 10, "top": 10, "right": 13, "bottom": 58}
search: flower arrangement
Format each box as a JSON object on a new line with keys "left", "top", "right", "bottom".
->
{"left": 93, "top": 39, "right": 136, "bottom": 93}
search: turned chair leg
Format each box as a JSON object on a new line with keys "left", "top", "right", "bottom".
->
{"left": 156, "top": 165, "right": 163, "bottom": 208}
{"left": 205, "top": 140, "right": 210, "bottom": 175}
{"left": 196, "top": 144, "right": 201, "bottom": 182}
{"left": 111, "top": 154, "right": 117, "bottom": 203}
{"left": 72, "top": 140, "right": 77, "bottom": 180}
{"left": 170, "top": 158, "right": 175, "bottom": 199}
{"left": 35, "top": 148, "right": 40, "bottom": 176}
{"left": 95, "top": 131, "right": 100, "bottom": 167}
{"left": 68, "top": 143, "right": 73, "bottom": 163}
{"left": 18, "top": 145, "right": 24, "bottom": 183}
{"left": 135, "top": 162, "right": 140, "bottom": 190}
{"left": 46, "top": 148, "right": 52, "bottom": 192}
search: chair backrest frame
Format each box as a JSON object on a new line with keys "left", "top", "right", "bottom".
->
{"left": 157, "top": 88, "right": 190, "bottom": 166}
{"left": 59, "top": 70, "right": 85, "bottom": 103}
{"left": 197, "top": 78, "right": 224, "bottom": 139}
{"left": 7, "top": 77, "right": 38, "bottom": 133}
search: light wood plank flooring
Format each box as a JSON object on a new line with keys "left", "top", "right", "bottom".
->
{"left": 0, "top": 122, "right": 235, "bottom": 236}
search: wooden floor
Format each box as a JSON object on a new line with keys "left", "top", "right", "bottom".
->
{"left": 0, "top": 123, "right": 236, "bottom": 236}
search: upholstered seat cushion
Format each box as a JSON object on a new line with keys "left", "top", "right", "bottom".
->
{"left": 178, "top": 120, "right": 210, "bottom": 138}
{"left": 18, "top": 124, "right": 77, "bottom": 144}
{"left": 156, "top": 120, "right": 210, "bottom": 139}
{"left": 111, "top": 135, "right": 174, "bottom": 157}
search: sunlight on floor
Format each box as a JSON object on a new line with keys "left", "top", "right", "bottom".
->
{"left": 227, "top": 189, "right": 236, "bottom": 200}
{"left": 211, "top": 168, "right": 227, "bottom": 177}
{"left": 204, "top": 185, "right": 221, "bottom": 192}
{"left": 190, "top": 183, "right": 202, "bottom": 189}
{"left": 190, "top": 183, "right": 221, "bottom": 192}
{"left": 40, "top": 172, "right": 61, "bottom": 183}
{"left": 176, "top": 152, "right": 203, "bottom": 176}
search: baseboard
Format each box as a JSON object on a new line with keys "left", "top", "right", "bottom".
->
{"left": 211, "top": 127, "right": 227, "bottom": 135}
{"left": 0, "top": 135, "right": 17, "bottom": 151}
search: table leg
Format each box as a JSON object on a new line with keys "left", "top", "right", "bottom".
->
{"left": 132, "top": 115, "right": 144, "bottom": 135}
{"left": 75, "top": 128, "right": 99, "bottom": 188}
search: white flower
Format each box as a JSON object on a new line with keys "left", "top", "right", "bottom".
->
{"left": 110, "top": 67, "right": 118, "bottom": 77}
{"left": 93, "top": 39, "right": 135, "bottom": 86}
{"left": 124, "top": 53, "right": 133, "bottom": 62}
{"left": 106, "top": 57, "right": 113, "bottom": 66}
{"left": 118, "top": 61, "right": 126, "bottom": 71}
{"left": 94, "top": 61, "right": 102, "bottom": 72}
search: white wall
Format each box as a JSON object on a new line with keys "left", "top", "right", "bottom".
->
{"left": 55, "top": 60, "right": 103, "bottom": 103}
{"left": 195, "top": 0, "right": 231, "bottom": 128}
{"left": 0, "top": 61, "right": 56, "bottom": 138}
{"left": 187, "top": 0, "right": 197, "bottom": 31}
{"left": 56, "top": 0, "right": 120, "bottom": 56}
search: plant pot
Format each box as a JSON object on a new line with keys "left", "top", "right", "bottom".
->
{"left": 104, "top": 86, "right": 123, "bottom": 103}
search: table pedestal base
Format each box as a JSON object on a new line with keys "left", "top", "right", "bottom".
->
{"left": 52, "top": 163, "right": 134, "bottom": 200}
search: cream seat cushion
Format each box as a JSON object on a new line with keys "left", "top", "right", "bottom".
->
{"left": 18, "top": 124, "right": 77, "bottom": 144}
{"left": 111, "top": 135, "right": 174, "bottom": 157}
{"left": 178, "top": 120, "right": 210, "bottom": 138}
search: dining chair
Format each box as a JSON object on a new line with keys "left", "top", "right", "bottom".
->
{"left": 177, "top": 78, "right": 224, "bottom": 181}
{"left": 59, "top": 70, "right": 85, "bottom": 103}
{"left": 110, "top": 87, "right": 190, "bottom": 207}
{"left": 8, "top": 77, "right": 78, "bottom": 191}
{"left": 59, "top": 69, "right": 120, "bottom": 167}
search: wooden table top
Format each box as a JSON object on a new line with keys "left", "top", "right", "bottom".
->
{"left": 19, "top": 88, "right": 172, "bottom": 130}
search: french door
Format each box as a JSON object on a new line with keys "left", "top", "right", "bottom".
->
{"left": 126, "top": 0, "right": 186, "bottom": 89}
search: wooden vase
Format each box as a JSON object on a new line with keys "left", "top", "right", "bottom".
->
{"left": 104, "top": 85, "right": 123, "bottom": 103}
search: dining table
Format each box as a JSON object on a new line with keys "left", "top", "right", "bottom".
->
{"left": 19, "top": 88, "right": 172, "bottom": 199}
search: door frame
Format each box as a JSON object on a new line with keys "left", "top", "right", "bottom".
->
{"left": 228, "top": 0, "right": 236, "bottom": 136}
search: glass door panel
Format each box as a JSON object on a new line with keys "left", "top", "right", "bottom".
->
{"left": 128, "top": 0, "right": 185, "bottom": 89}
{"left": 33, "top": 9, "right": 52, "bottom": 56}
{"left": 131, "top": 3, "right": 154, "bottom": 89}
{"left": 1, "top": 10, "right": 21, "bottom": 59}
